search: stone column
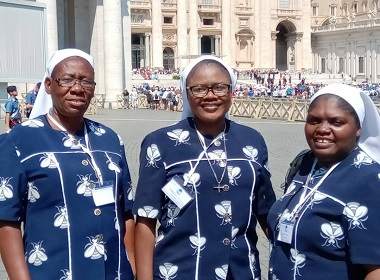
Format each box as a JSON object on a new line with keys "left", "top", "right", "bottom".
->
{"left": 198, "top": 35, "right": 202, "bottom": 54}
{"left": 37, "top": 0, "right": 58, "bottom": 57}
{"left": 151, "top": 1, "right": 163, "bottom": 68}
{"left": 139, "top": 35, "right": 144, "bottom": 67}
{"left": 188, "top": 1, "right": 198, "bottom": 55}
{"left": 215, "top": 35, "right": 220, "bottom": 56}
{"left": 271, "top": 32, "right": 278, "bottom": 69}
{"left": 121, "top": 0, "right": 132, "bottom": 92}
{"left": 103, "top": 0, "right": 123, "bottom": 108}
{"left": 177, "top": 0, "right": 187, "bottom": 68}
{"left": 221, "top": 0, "right": 231, "bottom": 63}
{"left": 145, "top": 33, "right": 151, "bottom": 68}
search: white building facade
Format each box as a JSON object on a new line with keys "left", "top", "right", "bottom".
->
{"left": 130, "top": 0, "right": 313, "bottom": 72}
{"left": 14, "top": 0, "right": 380, "bottom": 105}
{"left": 311, "top": 0, "right": 380, "bottom": 83}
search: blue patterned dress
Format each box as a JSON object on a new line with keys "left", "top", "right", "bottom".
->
{"left": 133, "top": 118, "right": 276, "bottom": 280}
{"left": 0, "top": 116, "right": 134, "bottom": 280}
{"left": 267, "top": 148, "right": 380, "bottom": 280}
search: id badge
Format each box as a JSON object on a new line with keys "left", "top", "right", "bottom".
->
{"left": 162, "top": 175, "right": 194, "bottom": 209}
{"left": 92, "top": 181, "right": 115, "bottom": 206}
{"left": 277, "top": 220, "right": 294, "bottom": 244}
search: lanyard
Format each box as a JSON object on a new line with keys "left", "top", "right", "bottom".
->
{"left": 47, "top": 112, "right": 104, "bottom": 184}
{"left": 288, "top": 159, "right": 340, "bottom": 220}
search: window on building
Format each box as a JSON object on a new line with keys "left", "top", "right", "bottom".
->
{"left": 279, "top": 0, "right": 291, "bottom": 9}
{"left": 353, "top": 3, "right": 358, "bottom": 13}
{"left": 312, "top": 6, "right": 318, "bottom": 16}
{"left": 321, "top": 58, "right": 326, "bottom": 73}
{"left": 203, "top": 18, "right": 214, "bottom": 25}
{"left": 164, "top": 17, "right": 173, "bottom": 24}
{"left": 330, "top": 6, "right": 336, "bottom": 16}
{"left": 358, "top": 56, "right": 364, "bottom": 73}
{"left": 339, "top": 58, "right": 344, "bottom": 73}
{"left": 362, "top": 1, "right": 368, "bottom": 11}
{"left": 202, "top": 0, "right": 213, "bottom": 4}
{"left": 342, "top": 5, "right": 348, "bottom": 16}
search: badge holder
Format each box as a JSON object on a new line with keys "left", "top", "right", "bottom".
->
{"left": 277, "top": 220, "right": 295, "bottom": 244}
{"left": 162, "top": 175, "right": 194, "bottom": 209}
{"left": 92, "top": 181, "right": 115, "bottom": 206}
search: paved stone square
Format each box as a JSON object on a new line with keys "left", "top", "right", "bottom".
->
{"left": 0, "top": 108, "right": 308, "bottom": 279}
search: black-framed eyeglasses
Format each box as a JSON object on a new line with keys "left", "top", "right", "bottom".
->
{"left": 186, "top": 83, "right": 231, "bottom": 97}
{"left": 53, "top": 77, "right": 96, "bottom": 90}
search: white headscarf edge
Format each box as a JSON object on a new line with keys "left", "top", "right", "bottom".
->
{"left": 180, "top": 55, "right": 237, "bottom": 120}
{"left": 29, "top": 48, "right": 94, "bottom": 119}
{"left": 310, "top": 83, "right": 380, "bottom": 164}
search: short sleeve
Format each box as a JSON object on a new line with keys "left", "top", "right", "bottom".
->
{"left": 119, "top": 141, "right": 134, "bottom": 213}
{"left": 344, "top": 171, "right": 380, "bottom": 265}
{"left": 25, "top": 94, "right": 32, "bottom": 104}
{"left": 0, "top": 133, "right": 28, "bottom": 221}
{"left": 253, "top": 135, "right": 276, "bottom": 216}
{"left": 5, "top": 101, "right": 12, "bottom": 113}
{"left": 132, "top": 133, "right": 167, "bottom": 220}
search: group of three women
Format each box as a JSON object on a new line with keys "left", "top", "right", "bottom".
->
{"left": 0, "top": 49, "right": 379, "bottom": 280}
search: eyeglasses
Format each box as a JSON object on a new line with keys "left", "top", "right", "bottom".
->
{"left": 53, "top": 77, "right": 96, "bottom": 90}
{"left": 186, "top": 83, "right": 231, "bottom": 97}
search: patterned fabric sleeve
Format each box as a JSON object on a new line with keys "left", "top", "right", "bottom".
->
{"left": 344, "top": 170, "right": 380, "bottom": 265}
{"left": 119, "top": 137, "right": 134, "bottom": 213}
{"left": 0, "top": 133, "right": 28, "bottom": 221}
{"left": 132, "top": 133, "right": 167, "bottom": 220}
{"left": 253, "top": 134, "right": 276, "bottom": 216}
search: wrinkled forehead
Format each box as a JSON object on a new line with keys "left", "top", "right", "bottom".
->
{"left": 51, "top": 56, "right": 94, "bottom": 76}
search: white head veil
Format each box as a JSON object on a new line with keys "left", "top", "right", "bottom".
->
{"left": 180, "top": 55, "right": 237, "bottom": 120}
{"left": 29, "top": 48, "right": 94, "bottom": 119}
{"left": 310, "top": 83, "right": 380, "bottom": 164}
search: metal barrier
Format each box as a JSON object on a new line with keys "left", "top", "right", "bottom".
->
{"left": 19, "top": 93, "right": 375, "bottom": 122}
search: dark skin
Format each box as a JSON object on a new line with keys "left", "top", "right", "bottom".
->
{"left": 0, "top": 57, "right": 136, "bottom": 279}
{"left": 45, "top": 56, "right": 95, "bottom": 135}
{"left": 305, "top": 95, "right": 380, "bottom": 278}
{"left": 135, "top": 61, "right": 269, "bottom": 280}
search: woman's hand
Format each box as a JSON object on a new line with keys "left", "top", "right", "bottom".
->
{"left": 0, "top": 221, "right": 31, "bottom": 280}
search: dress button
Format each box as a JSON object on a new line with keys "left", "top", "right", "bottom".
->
{"left": 95, "top": 234, "right": 103, "bottom": 241}
{"left": 222, "top": 238, "right": 230, "bottom": 246}
{"left": 73, "top": 139, "right": 79, "bottom": 145}
{"left": 222, "top": 184, "right": 229, "bottom": 192}
{"left": 82, "top": 159, "right": 89, "bottom": 166}
{"left": 94, "top": 208, "right": 101, "bottom": 216}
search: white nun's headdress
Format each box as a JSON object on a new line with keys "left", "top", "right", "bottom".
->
{"left": 310, "top": 83, "right": 380, "bottom": 164}
{"left": 29, "top": 48, "right": 94, "bottom": 119}
{"left": 180, "top": 55, "right": 237, "bottom": 120}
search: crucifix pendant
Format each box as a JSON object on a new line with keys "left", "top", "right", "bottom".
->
{"left": 214, "top": 184, "right": 230, "bottom": 193}
{"left": 214, "top": 184, "right": 223, "bottom": 193}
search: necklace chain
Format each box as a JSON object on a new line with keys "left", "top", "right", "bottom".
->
{"left": 194, "top": 123, "right": 228, "bottom": 193}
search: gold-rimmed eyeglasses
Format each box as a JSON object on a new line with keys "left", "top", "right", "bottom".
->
{"left": 53, "top": 77, "right": 96, "bottom": 90}
{"left": 186, "top": 83, "right": 231, "bottom": 97}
